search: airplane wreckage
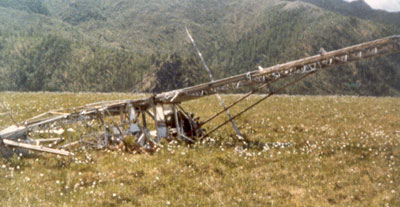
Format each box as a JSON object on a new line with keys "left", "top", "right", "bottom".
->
{"left": 0, "top": 35, "right": 400, "bottom": 157}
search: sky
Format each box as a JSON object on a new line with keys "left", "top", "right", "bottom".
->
{"left": 344, "top": 0, "right": 400, "bottom": 12}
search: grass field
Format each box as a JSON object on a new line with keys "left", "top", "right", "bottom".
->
{"left": 0, "top": 92, "right": 399, "bottom": 206}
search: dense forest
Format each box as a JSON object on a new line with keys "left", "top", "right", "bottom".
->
{"left": 0, "top": 0, "right": 399, "bottom": 95}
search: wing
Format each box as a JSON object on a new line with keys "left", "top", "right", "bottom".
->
{"left": 156, "top": 35, "right": 400, "bottom": 103}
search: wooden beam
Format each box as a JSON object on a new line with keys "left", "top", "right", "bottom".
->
{"left": 32, "top": 138, "right": 63, "bottom": 145}
{"left": 60, "top": 141, "right": 80, "bottom": 149}
{"left": 2, "top": 139, "right": 74, "bottom": 156}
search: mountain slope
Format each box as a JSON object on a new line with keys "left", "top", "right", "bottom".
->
{"left": 0, "top": 0, "right": 399, "bottom": 96}
{"left": 298, "top": 0, "right": 400, "bottom": 28}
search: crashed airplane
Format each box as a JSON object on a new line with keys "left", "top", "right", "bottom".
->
{"left": 1, "top": 35, "right": 399, "bottom": 157}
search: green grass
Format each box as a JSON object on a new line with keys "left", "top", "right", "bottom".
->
{"left": 0, "top": 92, "right": 399, "bottom": 206}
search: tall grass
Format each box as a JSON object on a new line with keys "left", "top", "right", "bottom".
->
{"left": 0, "top": 92, "right": 399, "bottom": 206}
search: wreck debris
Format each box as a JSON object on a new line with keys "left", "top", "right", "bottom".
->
{"left": 2, "top": 139, "right": 73, "bottom": 156}
{"left": 0, "top": 35, "right": 399, "bottom": 157}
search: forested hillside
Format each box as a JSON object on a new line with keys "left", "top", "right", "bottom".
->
{"left": 298, "top": 0, "right": 400, "bottom": 28}
{"left": 0, "top": 0, "right": 399, "bottom": 95}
